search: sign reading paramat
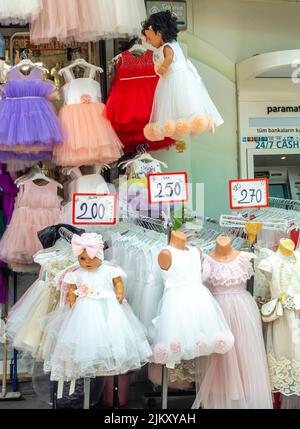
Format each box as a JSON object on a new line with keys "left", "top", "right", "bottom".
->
{"left": 72, "top": 194, "right": 117, "bottom": 225}
{"left": 148, "top": 172, "right": 188, "bottom": 204}
{"left": 229, "top": 179, "right": 269, "bottom": 210}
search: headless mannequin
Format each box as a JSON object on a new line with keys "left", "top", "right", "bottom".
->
{"left": 278, "top": 238, "right": 295, "bottom": 257}
{"left": 209, "top": 236, "right": 239, "bottom": 263}
{"left": 158, "top": 231, "right": 201, "bottom": 271}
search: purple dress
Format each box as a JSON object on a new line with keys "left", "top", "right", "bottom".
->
{"left": 0, "top": 66, "right": 63, "bottom": 162}
{"left": 0, "top": 164, "right": 18, "bottom": 303}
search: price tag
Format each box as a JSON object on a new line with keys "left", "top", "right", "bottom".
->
{"left": 229, "top": 179, "right": 269, "bottom": 210}
{"left": 72, "top": 194, "right": 117, "bottom": 225}
{"left": 148, "top": 172, "right": 188, "bottom": 204}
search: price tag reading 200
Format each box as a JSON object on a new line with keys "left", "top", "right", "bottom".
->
{"left": 148, "top": 172, "right": 188, "bottom": 204}
{"left": 72, "top": 194, "right": 117, "bottom": 225}
{"left": 229, "top": 179, "right": 269, "bottom": 210}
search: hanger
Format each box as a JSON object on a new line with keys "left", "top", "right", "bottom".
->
{"left": 16, "top": 166, "right": 63, "bottom": 189}
{"left": 11, "top": 55, "right": 48, "bottom": 74}
{"left": 119, "top": 152, "right": 168, "bottom": 170}
{"left": 93, "top": 164, "right": 111, "bottom": 175}
{"left": 58, "top": 58, "right": 103, "bottom": 77}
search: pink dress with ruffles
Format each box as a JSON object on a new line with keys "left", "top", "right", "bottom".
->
{"left": 192, "top": 252, "right": 273, "bottom": 409}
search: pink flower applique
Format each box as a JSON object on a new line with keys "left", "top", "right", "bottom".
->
{"left": 153, "top": 345, "right": 170, "bottom": 365}
{"left": 75, "top": 284, "right": 89, "bottom": 298}
{"left": 170, "top": 341, "right": 182, "bottom": 356}
{"left": 196, "top": 336, "right": 207, "bottom": 354}
{"left": 213, "top": 336, "right": 232, "bottom": 354}
{"left": 80, "top": 94, "right": 92, "bottom": 104}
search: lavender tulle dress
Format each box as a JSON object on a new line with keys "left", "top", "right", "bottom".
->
{"left": 0, "top": 164, "right": 18, "bottom": 303}
{"left": 0, "top": 66, "right": 63, "bottom": 162}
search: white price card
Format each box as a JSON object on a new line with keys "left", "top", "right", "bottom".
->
{"left": 72, "top": 194, "right": 117, "bottom": 225}
{"left": 229, "top": 179, "right": 269, "bottom": 210}
{"left": 148, "top": 172, "right": 188, "bottom": 204}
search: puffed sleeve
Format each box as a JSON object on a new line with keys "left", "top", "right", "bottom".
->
{"left": 63, "top": 271, "right": 77, "bottom": 285}
{"left": 109, "top": 264, "right": 127, "bottom": 280}
{"left": 258, "top": 255, "right": 273, "bottom": 276}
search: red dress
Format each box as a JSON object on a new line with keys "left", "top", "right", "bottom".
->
{"left": 105, "top": 50, "right": 175, "bottom": 153}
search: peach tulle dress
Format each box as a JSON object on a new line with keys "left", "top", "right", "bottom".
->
{"left": 53, "top": 67, "right": 123, "bottom": 167}
{"left": 0, "top": 181, "right": 62, "bottom": 265}
{"left": 192, "top": 252, "right": 273, "bottom": 409}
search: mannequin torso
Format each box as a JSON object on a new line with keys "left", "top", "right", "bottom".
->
{"left": 209, "top": 236, "right": 239, "bottom": 263}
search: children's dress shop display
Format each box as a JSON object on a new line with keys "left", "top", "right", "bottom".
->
{"left": 1, "top": 4, "right": 299, "bottom": 411}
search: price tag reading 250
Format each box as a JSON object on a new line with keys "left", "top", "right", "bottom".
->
{"left": 148, "top": 172, "right": 189, "bottom": 204}
{"left": 72, "top": 194, "right": 117, "bottom": 225}
{"left": 229, "top": 179, "right": 269, "bottom": 210}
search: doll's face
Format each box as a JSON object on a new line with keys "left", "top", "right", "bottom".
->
{"left": 144, "top": 27, "right": 164, "bottom": 48}
{"left": 78, "top": 250, "right": 102, "bottom": 271}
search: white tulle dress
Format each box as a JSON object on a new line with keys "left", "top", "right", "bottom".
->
{"left": 144, "top": 41, "right": 224, "bottom": 142}
{"left": 150, "top": 246, "right": 234, "bottom": 368}
{"left": 0, "top": 0, "right": 42, "bottom": 24}
{"left": 46, "top": 262, "right": 152, "bottom": 382}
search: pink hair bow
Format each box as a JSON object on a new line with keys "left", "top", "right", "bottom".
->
{"left": 71, "top": 233, "right": 104, "bottom": 260}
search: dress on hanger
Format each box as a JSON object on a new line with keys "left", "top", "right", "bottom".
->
{"left": 105, "top": 50, "right": 175, "bottom": 153}
{"left": 259, "top": 250, "right": 300, "bottom": 398}
{"left": 0, "top": 66, "right": 63, "bottom": 162}
{"left": 192, "top": 252, "right": 272, "bottom": 409}
{"left": 0, "top": 181, "right": 62, "bottom": 266}
{"left": 46, "top": 262, "right": 152, "bottom": 382}
{"left": 150, "top": 245, "right": 234, "bottom": 367}
{"left": 144, "top": 41, "right": 224, "bottom": 142}
{"left": 0, "top": 0, "right": 42, "bottom": 25}
{"left": 53, "top": 67, "right": 123, "bottom": 166}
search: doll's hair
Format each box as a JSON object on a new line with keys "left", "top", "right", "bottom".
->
{"left": 141, "top": 10, "right": 179, "bottom": 42}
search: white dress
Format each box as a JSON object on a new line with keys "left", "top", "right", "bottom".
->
{"left": 150, "top": 246, "right": 234, "bottom": 368}
{"left": 259, "top": 251, "right": 300, "bottom": 397}
{"left": 47, "top": 262, "right": 152, "bottom": 382}
{"left": 144, "top": 41, "right": 224, "bottom": 142}
{"left": 97, "top": 0, "right": 147, "bottom": 38}
{"left": 0, "top": 0, "right": 42, "bottom": 24}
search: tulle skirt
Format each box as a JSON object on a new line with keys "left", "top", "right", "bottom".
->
{"left": 30, "top": 0, "right": 146, "bottom": 43}
{"left": 144, "top": 63, "right": 224, "bottom": 142}
{"left": 0, "top": 0, "right": 42, "bottom": 24}
{"left": 54, "top": 102, "right": 123, "bottom": 166}
{"left": 105, "top": 76, "right": 175, "bottom": 152}
{"left": 0, "top": 96, "right": 63, "bottom": 148}
{"left": 150, "top": 284, "right": 234, "bottom": 366}
{"left": 46, "top": 297, "right": 152, "bottom": 381}
{"left": 192, "top": 290, "right": 273, "bottom": 409}
{"left": 0, "top": 207, "right": 61, "bottom": 264}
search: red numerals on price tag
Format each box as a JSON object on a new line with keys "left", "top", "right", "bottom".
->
{"left": 72, "top": 194, "right": 117, "bottom": 225}
{"left": 229, "top": 179, "right": 269, "bottom": 209}
{"left": 148, "top": 172, "right": 188, "bottom": 204}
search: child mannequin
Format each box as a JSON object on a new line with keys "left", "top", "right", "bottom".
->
{"left": 142, "top": 10, "right": 224, "bottom": 142}
{"left": 47, "top": 233, "right": 152, "bottom": 391}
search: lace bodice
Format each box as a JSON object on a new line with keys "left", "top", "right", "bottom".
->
{"left": 116, "top": 50, "right": 156, "bottom": 80}
{"left": 202, "top": 252, "right": 255, "bottom": 294}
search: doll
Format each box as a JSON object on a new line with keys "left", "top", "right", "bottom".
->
{"left": 142, "top": 10, "right": 224, "bottom": 142}
{"left": 47, "top": 233, "right": 152, "bottom": 389}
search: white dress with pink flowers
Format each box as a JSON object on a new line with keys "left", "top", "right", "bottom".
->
{"left": 45, "top": 262, "right": 152, "bottom": 382}
{"left": 150, "top": 246, "right": 234, "bottom": 368}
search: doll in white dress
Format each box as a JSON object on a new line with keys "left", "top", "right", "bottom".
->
{"left": 47, "top": 233, "right": 152, "bottom": 389}
{"left": 142, "top": 10, "right": 224, "bottom": 142}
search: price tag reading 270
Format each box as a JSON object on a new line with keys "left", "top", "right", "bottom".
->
{"left": 229, "top": 179, "right": 269, "bottom": 210}
{"left": 148, "top": 172, "right": 189, "bottom": 204}
{"left": 72, "top": 194, "right": 117, "bottom": 225}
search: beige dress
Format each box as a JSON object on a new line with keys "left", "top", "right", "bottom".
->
{"left": 259, "top": 251, "right": 300, "bottom": 396}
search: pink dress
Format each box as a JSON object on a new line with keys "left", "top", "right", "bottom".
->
{"left": 192, "top": 252, "right": 273, "bottom": 409}
{"left": 0, "top": 181, "right": 61, "bottom": 265}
